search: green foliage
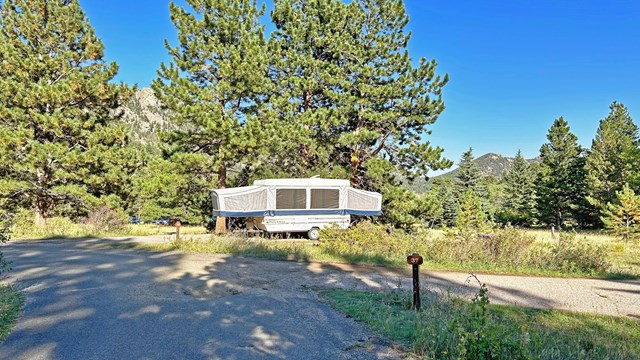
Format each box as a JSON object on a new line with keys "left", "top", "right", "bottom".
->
{"left": 432, "top": 177, "right": 458, "bottom": 226}
{"left": 586, "top": 102, "right": 640, "bottom": 221}
{"left": 528, "top": 232, "right": 609, "bottom": 274}
{"left": 601, "top": 184, "right": 640, "bottom": 241}
{"left": 0, "top": 285, "right": 24, "bottom": 341}
{"left": 500, "top": 150, "right": 536, "bottom": 225}
{"left": 371, "top": 169, "right": 443, "bottom": 232}
{"left": 320, "top": 221, "right": 413, "bottom": 259}
{"left": 0, "top": 0, "right": 136, "bottom": 222}
{"left": 0, "top": 211, "right": 12, "bottom": 275}
{"left": 535, "top": 117, "right": 589, "bottom": 228}
{"left": 268, "top": 0, "right": 451, "bottom": 222}
{"left": 452, "top": 279, "right": 530, "bottom": 360}
{"left": 153, "top": 0, "right": 269, "bottom": 190}
{"left": 131, "top": 153, "right": 213, "bottom": 224}
{"left": 325, "top": 287, "right": 640, "bottom": 360}
{"left": 455, "top": 148, "right": 483, "bottom": 197}
{"left": 455, "top": 190, "right": 490, "bottom": 232}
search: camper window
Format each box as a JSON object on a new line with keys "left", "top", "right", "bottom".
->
{"left": 311, "top": 189, "right": 339, "bottom": 209}
{"left": 276, "top": 189, "right": 306, "bottom": 209}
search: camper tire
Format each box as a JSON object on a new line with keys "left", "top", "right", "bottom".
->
{"left": 307, "top": 228, "right": 320, "bottom": 240}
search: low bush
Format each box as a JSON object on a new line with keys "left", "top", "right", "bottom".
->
{"left": 324, "top": 282, "right": 640, "bottom": 359}
{"left": 527, "top": 233, "right": 609, "bottom": 274}
{"left": 424, "top": 227, "right": 610, "bottom": 275}
{"left": 0, "top": 212, "right": 13, "bottom": 276}
{"left": 84, "top": 204, "right": 128, "bottom": 233}
{"left": 426, "top": 227, "right": 535, "bottom": 269}
{"left": 320, "top": 221, "right": 423, "bottom": 259}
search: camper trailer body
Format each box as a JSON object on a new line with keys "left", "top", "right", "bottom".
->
{"left": 211, "top": 178, "right": 381, "bottom": 238}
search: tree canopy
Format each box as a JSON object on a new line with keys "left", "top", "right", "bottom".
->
{"left": 0, "top": 0, "right": 134, "bottom": 224}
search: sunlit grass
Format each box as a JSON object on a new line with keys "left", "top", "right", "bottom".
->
{"left": 103, "top": 227, "right": 640, "bottom": 279}
{"left": 323, "top": 288, "right": 640, "bottom": 359}
{"left": 0, "top": 285, "right": 23, "bottom": 342}
{"left": 12, "top": 218, "right": 208, "bottom": 240}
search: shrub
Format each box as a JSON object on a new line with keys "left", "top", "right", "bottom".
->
{"left": 527, "top": 233, "right": 609, "bottom": 274}
{"left": 0, "top": 212, "right": 12, "bottom": 275}
{"left": 320, "top": 221, "right": 419, "bottom": 259}
{"left": 85, "top": 204, "right": 128, "bottom": 233}
{"left": 452, "top": 277, "right": 530, "bottom": 360}
{"left": 427, "top": 227, "right": 535, "bottom": 268}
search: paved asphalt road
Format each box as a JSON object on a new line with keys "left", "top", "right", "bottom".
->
{"left": 0, "top": 236, "right": 639, "bottom": 359}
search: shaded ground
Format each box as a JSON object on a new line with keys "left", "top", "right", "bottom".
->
{"left": 0, "top": 238, "right": 402, "bottom": 360}
{"left": 1, "top": 236, "right": 638, "bottom": 359}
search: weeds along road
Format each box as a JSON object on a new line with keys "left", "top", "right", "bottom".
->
{"left": 1, "top": 237, "right": 639, "bottom": 359}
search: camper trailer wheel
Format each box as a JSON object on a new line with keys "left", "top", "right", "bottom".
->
{"left": 307, "top": 228, "right": 320, "bottom": 240}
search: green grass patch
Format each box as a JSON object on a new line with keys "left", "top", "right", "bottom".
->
{"left": 94, "top": 220, "right": 640, "bottom": 279}
{"left": 102, "top": 227, "right": 640, "bottom": 280}
{"left": 0, "top": 285, "right": 23, "bottom": 342}
{"left": 13, "top": 219, "right": 208, "bottom": 240}
{"left": 322, "top": 287, "right": 640, "bottom": 359}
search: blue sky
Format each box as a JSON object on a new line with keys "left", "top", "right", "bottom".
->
{"left": 81, "top": 0, "right": 640, "bottom": 174}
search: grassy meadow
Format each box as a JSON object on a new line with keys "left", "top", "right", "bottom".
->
{"left": 0, "top": 285, "right": 23, "bottom": 342}
{"left": 102, "top": 223, "right": 640, "bottom": 279}
{"left": 11, "top": 218, "right": 208, "bottom": 240}
{"left": 323, "top": 286, "right": 640, "bottom": 359}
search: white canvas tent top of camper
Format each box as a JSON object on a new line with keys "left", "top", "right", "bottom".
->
{"left": 211, "top": 178, "right": 382, "bottom": 217}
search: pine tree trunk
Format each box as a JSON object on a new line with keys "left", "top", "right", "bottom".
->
{"left": 34, "top": 208, "right": 46, "bottom": 227}
{"left": 215, "top": 163, "right": 227, "bottom": 233}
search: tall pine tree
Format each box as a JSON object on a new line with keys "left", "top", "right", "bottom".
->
{"left": 0, "top": 0, "right": 134, "bottom": 224}
{"left": 267, "top": 0, "right": 352, "bottom": 178}
{"left": 535, "top": 117, "right": 588, "bottom": 228}
{"left": 585, "top": 102, "right": 640, "bottom": 220}
{"left": 269, "top": 0, "right": 451, "bottom": 187}
{"left": 341, "top": 0, "right": 451, "bottom": 186}
{"left": 501, "top": 150, "right": 536, "bottom": 225}
{"left": 153, "top": 0, "right": 269, "bottom": 232}
{"left": 455, "top": 148, "right": 482, "bottom": 196}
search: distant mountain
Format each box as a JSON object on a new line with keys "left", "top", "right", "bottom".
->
{"left": 120, "top": 88, "right": 171, "bottom": 145}
{"left": 405, "top": 153, "right": 539, "bottom": 193}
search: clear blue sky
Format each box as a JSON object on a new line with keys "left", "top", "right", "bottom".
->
{"left": 81, "top": 0, "right": 640, "bottom": 174}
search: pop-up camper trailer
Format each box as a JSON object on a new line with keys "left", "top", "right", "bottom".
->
{"left": 211, "top": 178, "right": 382, "bottom": 239}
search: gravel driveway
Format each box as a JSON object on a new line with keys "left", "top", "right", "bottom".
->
{"left": 0, "top": 236, "right": 638, "bottom": 359}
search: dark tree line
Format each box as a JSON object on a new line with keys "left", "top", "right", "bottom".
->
{"left": 429, "top": 102, "right": 640, "bottom": 238}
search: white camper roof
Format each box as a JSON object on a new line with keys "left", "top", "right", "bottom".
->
{"left": 253, "top": 178, "right": 349, "bottom": 187}
{"left": 211, "top": 178, "right": 381, "bottom": 217}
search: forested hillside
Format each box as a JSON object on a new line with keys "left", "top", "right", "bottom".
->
{"left": 406, "top": 152, "right": 540, "bottom": 193}
{"left": 120, "top": 88, "right": 172, "bottom": 147}
{"left": 1, "top": 0, "right": 639, "bottom": 241}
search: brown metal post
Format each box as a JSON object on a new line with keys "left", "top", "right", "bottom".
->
{"left": 407, "top": 253, "right": 423, "bottom": 311}
{"left": 175, "top": 220, "right": 181, "bottom": 242}
{"left": 412, "top": 263, "right": 420, "bottom": 311}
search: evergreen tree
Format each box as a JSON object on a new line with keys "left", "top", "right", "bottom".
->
{"left": 586, "top": 102, "right": 640, "bottom": 219}
{"left": 432, "top": 177, "right": 457, "bottom": 226}
{"left": 0, "top": 0, "right": 134, "bottom": 224}
{"left": 535, "top": 117, "right": 588, "bottom": 228}
{"left": 131, "top": 153, "right": 214, "bottom": 225}
{"left": 267, "top": 0, "right": 352, "bottom": 177}
{"left": 455, "top": 148, "right": 482, "bottom": 196}
{"left": 455, "top": 189, "right": 489, "bottom": 232}
{"left": 341, "top": 0, "right": 451, "bottom": 186}
{"left": 501, "top": 150, "right": 536, "bottom": 225}
{"left": 601, "top": 184, "right": 640, "bottom": 241}
{"left": 153, "top": 0, "right": 269, "bottom": 232}
{"left": 270, "top": 0, "right": 451, "bottom": 187}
